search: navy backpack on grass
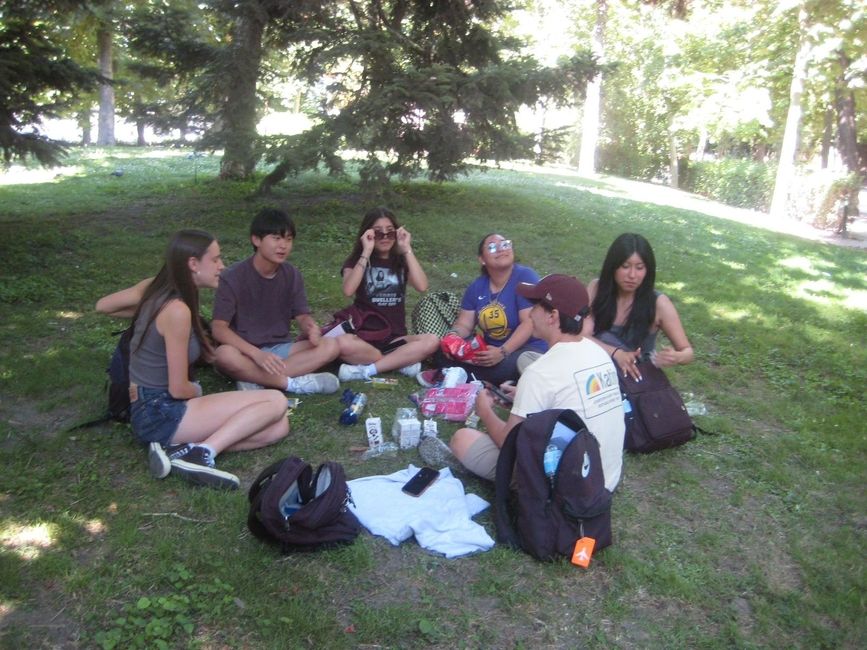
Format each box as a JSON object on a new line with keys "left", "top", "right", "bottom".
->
{"left": 494, "top": 409, "right": 613, "bottom": 560}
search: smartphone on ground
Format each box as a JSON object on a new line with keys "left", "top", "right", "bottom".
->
{"left": 402, "top": 467, "right": 440, "bottom": 497}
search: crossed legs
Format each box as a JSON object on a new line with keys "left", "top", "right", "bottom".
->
{"left": 214, "top": 338, "right": 340, "bottom": 389}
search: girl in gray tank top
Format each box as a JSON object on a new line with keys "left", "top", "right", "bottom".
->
{"left": 123, "top": 229, "right": 289, "bottom": 490}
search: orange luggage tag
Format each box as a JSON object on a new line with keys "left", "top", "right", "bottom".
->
{"left": 571, "top": 537, "right": 596, "bottom": 568}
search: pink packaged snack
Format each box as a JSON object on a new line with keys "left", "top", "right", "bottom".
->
{"left": 418, "top": 383, "right": 481, "bottom": 421}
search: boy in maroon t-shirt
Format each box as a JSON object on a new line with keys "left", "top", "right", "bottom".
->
{"left": 211, "top": 209, "right": 341, "bottom": 394}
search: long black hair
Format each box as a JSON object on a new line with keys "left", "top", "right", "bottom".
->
{"left": 477, "top": 232, "right": 498, "bottom": 276}
{"left": 132, "top": 229, "right": 215, "bottom": 355}
{"left": 346, "top": 206, "right": 407, "bottom": 278}
{"left": 591, "top": 233, "right": 657, "bottom": 348}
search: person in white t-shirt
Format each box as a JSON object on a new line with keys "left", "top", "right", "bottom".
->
{"left": 422, "top": 274, "right": 625, "bottom": 493}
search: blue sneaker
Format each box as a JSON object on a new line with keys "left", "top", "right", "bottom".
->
{"left": 170, "top": 446, "right": 239, "bottom": 490}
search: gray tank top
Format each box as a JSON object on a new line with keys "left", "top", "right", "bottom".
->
{"left": 597, "top": 326, "right": 658, "bottom": 360}
{"left": 129, "top": 300, "right": 202, "bottom": 389}
{"left": 596, "top": 291, "right": 662, "bottom": 360}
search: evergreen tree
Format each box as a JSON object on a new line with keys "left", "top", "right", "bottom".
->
{"left": 0, "top": 1, "right": 98, "bottom": 165}
{"left": 258, "top": 0, "right": 599, "bottom": 191}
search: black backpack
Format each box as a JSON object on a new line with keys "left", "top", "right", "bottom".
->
{"left": 619, "top": 362, "right": 696, "bottom": 453}
{"left": 107, "top": 327, "right": 134, "bottom": 423}
{"left": 72, "top": 327, "right": 133, "bottom": 429}
{"left": 247, "top": 457, "right": 361, "bottom": 552}
{"left": 494, "top": 409, "right": 613, "bottom": 560}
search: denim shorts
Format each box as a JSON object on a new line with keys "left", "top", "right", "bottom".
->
{"left": 130, "top": 386, "right": 188, "bottom": 446}
{"left": 261, "top": 342, "right": 292, "bottom": 358}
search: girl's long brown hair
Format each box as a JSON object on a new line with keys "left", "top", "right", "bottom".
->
{"left": 132, "top": 229, "right": 215, "bottom": 356}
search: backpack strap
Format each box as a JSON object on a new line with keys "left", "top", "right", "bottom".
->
{"left": 493, "top": 421, "right": 523, "bottom": 550}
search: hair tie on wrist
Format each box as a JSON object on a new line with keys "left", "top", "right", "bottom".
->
{"left": 611, "top": 347, "right": 621, "bottom": 359}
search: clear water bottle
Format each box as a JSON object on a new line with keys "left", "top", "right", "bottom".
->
{"left": 685, "top": 401, "right": 707, "bottom": 416}
{"left": 683, "top": 392, "right": 708, "bottom": 416}
{"left": 339, "top": 390, "right": 368, "bottom": 425}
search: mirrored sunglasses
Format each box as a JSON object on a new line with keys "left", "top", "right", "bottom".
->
{"left": 374, "top": 230, "right": 396, "bottom": 241}
{"left": 486, "top": 239, "right": 513, "bottom": 253}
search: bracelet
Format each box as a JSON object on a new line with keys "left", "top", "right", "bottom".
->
{"left": 357, "top": 256, "right": 369, "bottom": 267}
{"left": 500, "top": 346, "right": 508, "bottom": 358}
{"left": 611, "top": 347, "right": 621, "bottom": 359}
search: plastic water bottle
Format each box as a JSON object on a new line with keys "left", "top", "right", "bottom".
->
{"left": 683, "top": 392, "right": 708, "bottom": 416}
{"left": 685, "top": 401, "right": 707, "bottom": 416}
{"left": 622, "top": 397, "right": 633, "bottom": 424}
{"left": 543, "top": 444, "right": 561, "bottom": 479}
{"left": 339, "top": 390, "right": 368, "bottom": 425}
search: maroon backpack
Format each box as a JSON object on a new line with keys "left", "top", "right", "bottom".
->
{"left": 494, "top": 409, "right": 613, "bottom": 560}
{"left": 619, "top": 362, "right": 696, "bottom": 453}
{"left": 247, "top": 457, "right": 360, "bottom": 552}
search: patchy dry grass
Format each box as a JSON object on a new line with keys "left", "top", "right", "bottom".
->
{"left": 1, "top": 147, "right": 865, "bottom": 648}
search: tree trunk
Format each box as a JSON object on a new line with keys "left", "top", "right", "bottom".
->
{"left": 821, "top": 107, "right": 833, "bottom": 169}
{"left": 835, "top": 51, "right": 860, "bottom": 235}
{"left": 219, "top": 11, "right": 267, "bottom": 180}
{"left": 669, "top": 131, "right": 679, "bottom": 188}
{"left": 136, "top": 120, "right": 146, "bottom": 146}
{"left": 769, "top": 4, "right": 809, "bottom": 220}
{"left": 77, "top": 108, "right": 92, "bottom": 145}
{"left": 96, "top": 24, "right": 115, "bottom": 146}
{"left": 578, "top": 0, "right": 607, "bottom": 175}
{"left": 694, "top": 127, "right": 707, "bottom": 160}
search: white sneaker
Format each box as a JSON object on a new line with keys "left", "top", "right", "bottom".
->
{"left": 288, "top": 372, "right": 340, "bottom": 395}
{"left": 236, "top": 380, "right": 263, "bottom": 391}
{"left": 338, "top": 364, "right": 368, "bottom": 382}
{"left": 398, "top": 362, "right": 421, "bottom": 377}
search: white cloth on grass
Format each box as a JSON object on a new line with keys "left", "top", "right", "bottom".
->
{"left": 348, "top": 465, "right": 494, "bottom": 558}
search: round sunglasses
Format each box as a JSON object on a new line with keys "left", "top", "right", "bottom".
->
{"left": 485, "top": 239, "right": 513, "bottom": 254}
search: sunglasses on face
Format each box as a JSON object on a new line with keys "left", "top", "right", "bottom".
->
{"left": 374, "top": 230, "right": 396, "bottom": 241}
{"left": 486, "top": 239, "right": 513, "bottom": 254}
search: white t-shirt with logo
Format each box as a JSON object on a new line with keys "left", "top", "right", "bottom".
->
{"left": 511, "top": 339, "right": 625, "bottom": 492}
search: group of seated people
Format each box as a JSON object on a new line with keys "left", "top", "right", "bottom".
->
{"left": 97, "top": 206, "right": 693, "bottom": 493}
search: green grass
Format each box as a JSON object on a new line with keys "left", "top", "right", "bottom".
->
{"left": 1, "top": 146, "right": 865, "bottom": 648}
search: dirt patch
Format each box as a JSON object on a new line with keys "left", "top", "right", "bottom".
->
{"left": 0, "top": 393, "right": 80, "bottom": 449}
{"left": 0, "top": 584, "right": 83, "bottom": 649}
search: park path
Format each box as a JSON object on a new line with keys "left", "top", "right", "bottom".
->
{"left": 509, "top": 162, "right": 867, "bottom": 251}
{"left": 589, "top": 174, "right": 867, "bottom": 251}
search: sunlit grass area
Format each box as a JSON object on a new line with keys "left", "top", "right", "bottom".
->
{"left": 0, "top": 147, "right": 865, "bottom": 648}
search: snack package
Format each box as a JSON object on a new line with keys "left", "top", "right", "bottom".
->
{"left": 439, "top": 333, "right": 487, "bottom": 362}
{"left": 418, "top": 383, "right": 481, "bottom": 421}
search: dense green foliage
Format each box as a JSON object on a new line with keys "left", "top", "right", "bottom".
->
{"left": 0, "top": 148, "right": 865, "bottom": 648}
{"left": 680, "top": 159, "right": 777, "bottom": 211}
